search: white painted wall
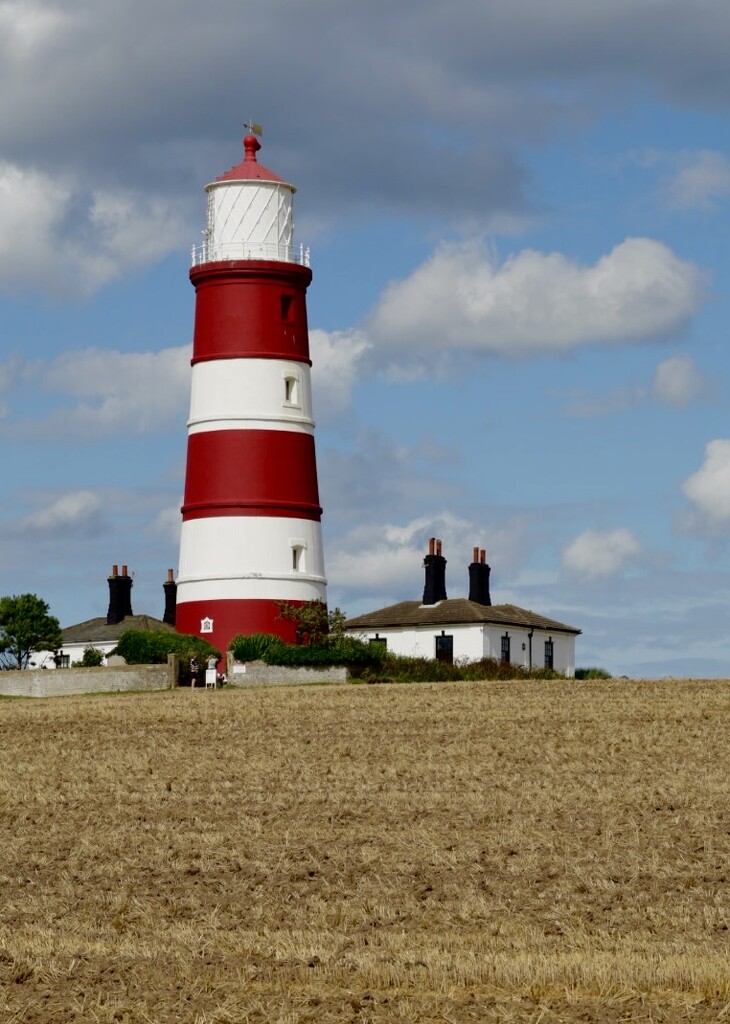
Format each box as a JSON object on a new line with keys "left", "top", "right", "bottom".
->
{"left": 177, "top": 515, "right": 325, "bottom": 594}
{"left": 345, "top": 621, "right": 576, "bottom": 676}
{"left": 30, "top": 640, "right": 117, "bottom": 670}
{"left": 188, "top": 358, "right": 314, "bottom": 435}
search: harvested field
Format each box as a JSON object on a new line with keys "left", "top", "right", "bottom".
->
{"left": 0, "top": 678, "right": 729, "bottom": 1023}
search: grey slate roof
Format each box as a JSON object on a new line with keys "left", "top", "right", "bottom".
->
{"left": 62, "top": 615, "right": 175, "bottom": 645}
{"left": 344, "top": 598, "right": 580, "bottom": 634}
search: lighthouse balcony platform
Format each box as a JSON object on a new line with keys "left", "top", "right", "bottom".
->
{"left": 191, "top": 240, "right": 311, "bottom": 268}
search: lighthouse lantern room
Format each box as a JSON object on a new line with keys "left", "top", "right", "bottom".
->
{"left": 175, "top": 130, "right": 327, "bottom": 655}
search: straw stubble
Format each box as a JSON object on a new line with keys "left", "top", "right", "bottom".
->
{"left": 0, "top": 678, "right": 728, "bottom": 1022}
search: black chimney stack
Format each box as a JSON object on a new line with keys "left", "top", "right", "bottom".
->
{"left": 423, "top": 537, "right": 447, "bottom": 605}
{"left": 468, "top": 547, "right": 491, "bottom": 606}
{"left": 107, "top": 564, "right": 133, "bottom": 625}
{"left": 163, "top": 568, "right": 177, "bottom": 626}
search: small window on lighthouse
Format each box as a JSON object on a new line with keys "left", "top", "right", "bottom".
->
{"left": 200, "top": 617, "right": 214, "bottom": 634}
{"left": 284, "top": 375, "right": 299, "bottom": 406}
{"left": 280, "top": 295, "right": 293, "bottom": 320}
{"left": 291, "top": 544, "right": 305, "bottom": 572}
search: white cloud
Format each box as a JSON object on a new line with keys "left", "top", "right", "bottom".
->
{"left": 665, "top": 150, "right": 730, "bottom": 210}
{"left": 310, "top": 329, "right": 371, "bottom": 422}
{"left": 328, "top": 513, "right": 484, "bottom": 597}
{"left": 652, "top": 354, "right": 706, "bottom": 407}
{"left": 150, "top": 504, "right": 183, "bottom": 545}
{"left": 565, "top": 353, "right": 708, "bottom": 416}
{"left": 0, "top": 1, "right": 68, "bottom": 58}
{"left": 562, "top": 528, "right": 642, "bottom": 578}
{"left": 0, "top": 162, "right": 189, "bottom": 297}
{"left": 327, "top": 512, "right": 530, "bottom": 605}
{"left": 682, "top": 440, "right": 730, "bottom": 529}
{"left": 2, "top": 345, "right": 190, "bottom": 438}
{"left": 19, "top": 490, "right": 104, "bottom": 535}
{"left": 0, "top": 329, "right": 369, "bottom": 438}
{"left": 369, "top": 238, "right": 703, "bottom": 367}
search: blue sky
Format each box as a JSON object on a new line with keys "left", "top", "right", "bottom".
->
{"left": 1, "top": 0, "right": 730, "bottom": 677}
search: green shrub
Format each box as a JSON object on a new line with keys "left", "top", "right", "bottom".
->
{"left": 261, "top": 635, "right": 385, "bottom": 669}
{"left": 230, "top": 633, "right": 279, "bottom": 662}
{"left": 112, "top": 629, "right": 219, "bottom": 667}
{"left": 349, "top": 654, "right": 566, "bottom": 684}
{"left": 74, "top": 645, "right": 104, "bottom": 668}
{"left": 575, "top": 666, "right": 612, "bottom": 679}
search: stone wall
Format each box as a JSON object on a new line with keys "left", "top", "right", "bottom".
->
{"left": 0, "top": 663, "right": 174, "bottom": 699}
{"left": 228, "top": 658, "right": 348, "bottom": 686}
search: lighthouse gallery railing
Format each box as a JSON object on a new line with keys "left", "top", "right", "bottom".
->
{"left": 191, "top": 241, "right": 311, "bottom": 268}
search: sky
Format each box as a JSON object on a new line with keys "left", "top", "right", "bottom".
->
{"left": 1, "top": 0, "right": 730, "bottom": 678}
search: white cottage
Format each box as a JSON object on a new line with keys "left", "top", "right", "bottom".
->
{"left": 344, "top": 539, "right": 580, "bottom": 676}
{"left": 32, "top": 566, "right": 177, "bottom": 669}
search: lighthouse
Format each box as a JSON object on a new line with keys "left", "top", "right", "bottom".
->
{"left": 175, "top": 129, "right": 327, "bottom": 655}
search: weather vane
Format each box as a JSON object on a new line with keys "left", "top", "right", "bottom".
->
{"left": 243, "top": 119, "right": 263, "bottom": 137}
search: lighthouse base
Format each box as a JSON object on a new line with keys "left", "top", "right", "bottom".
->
{"left": 175, "top": 597, "right": 314, "bottom": 657}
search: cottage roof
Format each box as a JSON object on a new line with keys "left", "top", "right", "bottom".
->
{"left": 62, "top": 615, "right": 175, "bottom": 645}
{"left": 344, "top": 598, "right": 581, "bottom": 635}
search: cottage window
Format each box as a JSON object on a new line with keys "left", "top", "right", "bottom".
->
{"left": 544, "top": 638, "right": 554, "bottom": 670}
{"left": 501, "top": 634, "right": 511, "bottom": 664}
{"left": 435, "top": 634, "right": 453, "bottom": 664}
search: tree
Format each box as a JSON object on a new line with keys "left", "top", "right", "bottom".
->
{"left": 276, "top": 600, "right": 346, "bottom": 645}
{"left": 0, "top": 594, "right": 63, "bottom": 670}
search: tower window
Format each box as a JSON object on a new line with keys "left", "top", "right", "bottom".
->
{"left": 280, "top": 295, "right": 293, "bottom": 320}
{"left": 284, "top": 375, "right": 299, "bottom": 406}
{"left": 291, "top": 544, "right": 305, "bottom": 572}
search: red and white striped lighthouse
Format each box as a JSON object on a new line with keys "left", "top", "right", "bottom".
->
{"left": 175, "top": 130, "right": 327, "bottom": 654}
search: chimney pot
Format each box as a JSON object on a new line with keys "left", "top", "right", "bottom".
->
{"left": 423, "top": 541, "right": 447, "bottom": 604}
{"left": 163, "top": 570, "right": 177, "bottom": 626}
{"left": 472, "top": 546, "right": 479, "bottom": 563}
{"left": 107, "top": 565, "right": 133, "bottom": 624}
{"left": 468, "top": 548, "right": 491, "bottom": 606}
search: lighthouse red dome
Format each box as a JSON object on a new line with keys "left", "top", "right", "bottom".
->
{"left": 215, "top": 134, "right": 290, "bottom": 185}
